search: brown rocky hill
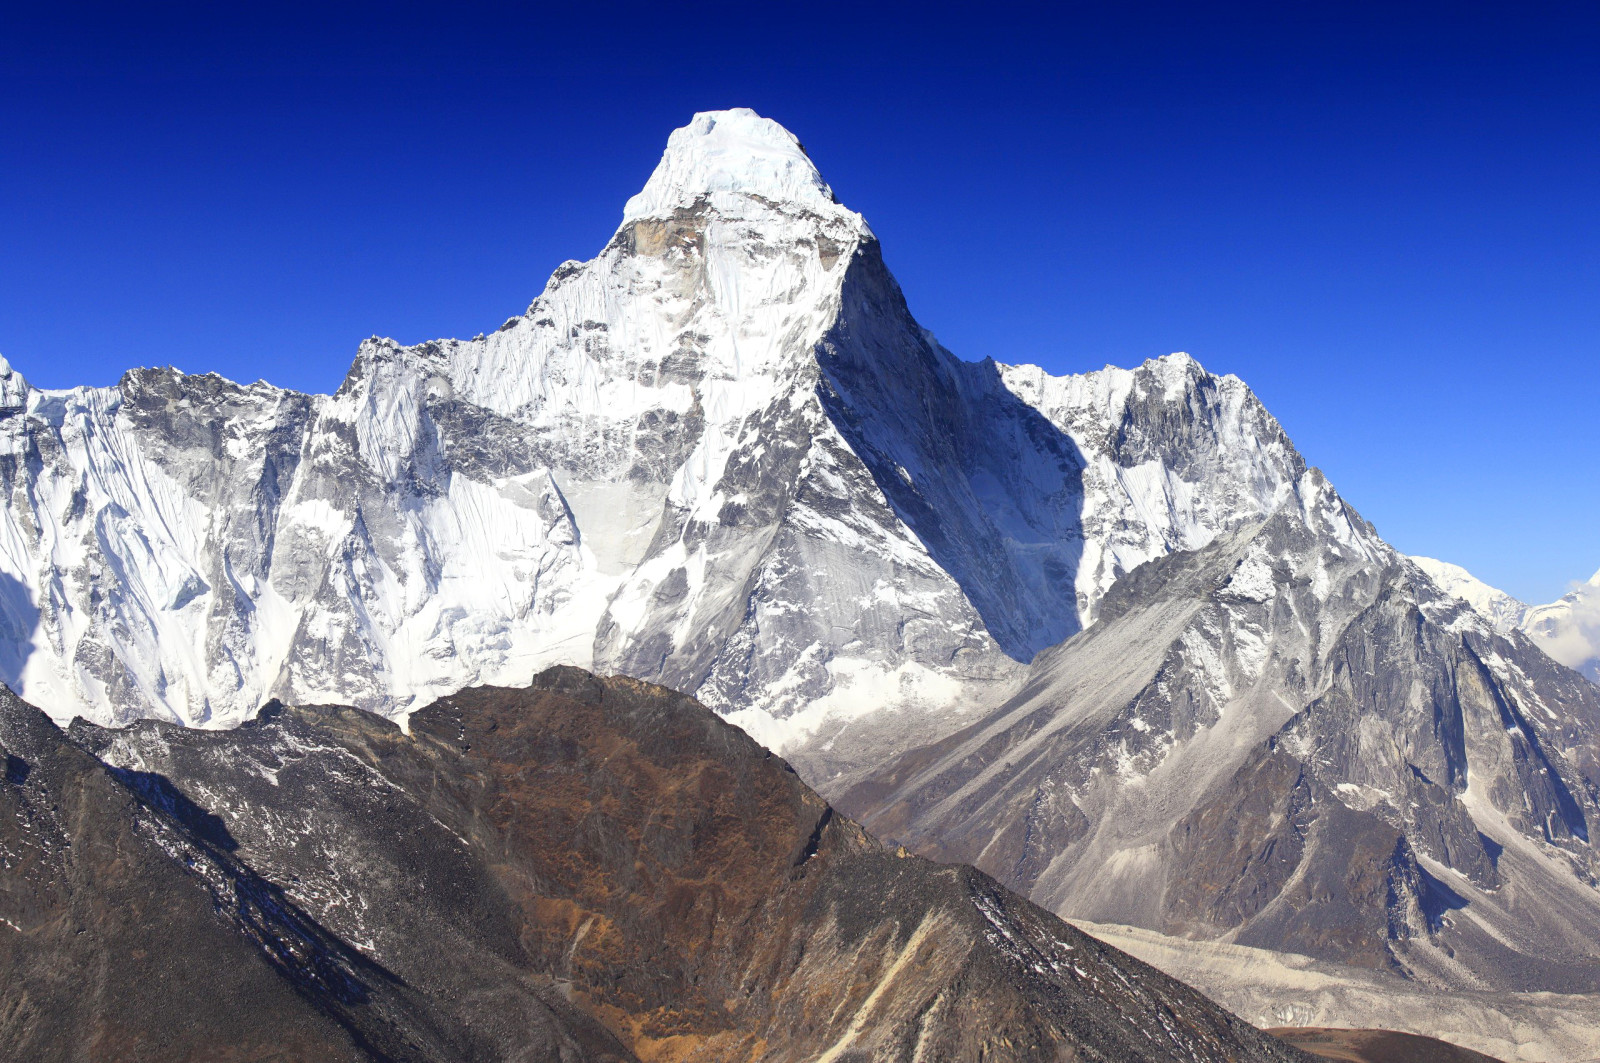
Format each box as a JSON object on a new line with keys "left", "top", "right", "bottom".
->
{"left": 1, "top": 666, "right": 1308, "bottom": 1062}
{"left": 1267, "top": 1027, "right": 1504, "bottom": 1063}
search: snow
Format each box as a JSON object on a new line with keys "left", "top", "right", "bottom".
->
{"left": 1222, "top": 555, "right": 1277, "bottom": 603}
{"left": 1522, "top": 570, "right": 1600, "bottom": 680}
{"left": 994, "top": 353, "right": 1301, "bottom": 625}
{"left": 1410, "top": 556, "right": 1530, "bottom": 633}
{"left": 0, "top": 106, "right": 1488, "bottom": 771}
{"left": 1412, "top": 555, "right": 1600, "bottom": 682}
{"left": 622, "top": 108, "right": 840, "bottom": 223}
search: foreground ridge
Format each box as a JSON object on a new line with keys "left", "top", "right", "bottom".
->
{"left": 1, "top": 668, "right": 1306, "bottom": 1062}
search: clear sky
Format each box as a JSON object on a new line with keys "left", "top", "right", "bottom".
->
{"left": 2, "top": 2, "right": 1596, "bottom": 603}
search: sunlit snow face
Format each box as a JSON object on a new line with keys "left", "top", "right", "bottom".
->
{"left": 623, "top": 108, "right": 839, "bottom": 224}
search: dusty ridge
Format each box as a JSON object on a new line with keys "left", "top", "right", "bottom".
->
{"left": 2, "top": 667, "right": 1310, "bottom": 1062}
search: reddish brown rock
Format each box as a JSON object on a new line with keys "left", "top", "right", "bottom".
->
{"left": 4, "top": 668, "right": 1312, "bottom": 1062}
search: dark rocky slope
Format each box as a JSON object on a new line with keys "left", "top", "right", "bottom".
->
{"left": 838, "top": 488, "right": 1600, "bottom": 994}
{"left": 0, "top": 683, "right": 631, "bottom": 1063}
{"left": 3, "top": 667, "right": 1308, "bottom": 1062}
{"left": 1266, "top": 1028, "right": 1504, "bottom": 1063}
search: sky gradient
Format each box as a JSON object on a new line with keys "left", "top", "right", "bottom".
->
{"left": 2, "top": 2, "right": 1596, "bottom": 603}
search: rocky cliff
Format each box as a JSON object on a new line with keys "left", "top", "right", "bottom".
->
{"left": 1, "top": 668, "right": 1308, "bottom": 1063}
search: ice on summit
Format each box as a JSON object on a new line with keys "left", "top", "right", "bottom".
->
{"left": 622, "top": 108, "right": 840, "bottom": 222}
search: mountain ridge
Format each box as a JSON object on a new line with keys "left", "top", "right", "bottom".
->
{"left": 838, "top": 471, "right": 1600, "bottom": 994}
{"left": 0, "top": 668, "right": 1313, "bottom": 1063}
{"left": 2, "top": 108, "right": 1597, "bottom": 1009}
{"left": 0, "top": 109, "right": 1313, "bottom": 771}
{"left": 1410, "top": 556, "right": 1600, "bottom": 684}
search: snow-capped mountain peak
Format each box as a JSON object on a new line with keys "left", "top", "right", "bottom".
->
{"left": 1409, "top": 555, "right": 1530, "bottom": 632}
{"left": 1524, "top": 567, "right": 1600, "bottom": 683}
{"left": 1412, "top": 555, "right": 1600, "bottom": 684}
{"left": 622, "top": 108, "right": 840, "bottom": 222}
{"left": 9, "top": 106, "right": 1600, "bottom": 1010}
{"left": 0, "top": 107, "right": 1321, "bottom": 754}
{"left": 0, "top": 354, "right": 29, "bottom": 410}
{"left": 5, "top": 106, "right": 1592, "bottom": 784}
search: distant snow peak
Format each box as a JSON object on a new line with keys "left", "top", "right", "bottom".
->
{"left": 1409, "top": 556, "right": 1530, "bottom": 633}
{"left": 1524, "top": 571, "right": 1600, "bottom": 683}
{"left": 1412, "top": 555, "right": 1600, "bottom": 684}
{"left": 622, "top": 108, "right": 838, "bottom": 222}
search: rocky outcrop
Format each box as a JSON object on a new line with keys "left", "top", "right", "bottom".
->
{"left": 840, "top": 477, "right": 1600, "bottom": 994}
{"left": 2, "top": 668, "right": 1309, "bottom": 1063}
{"left": 0, "top": 683, "right": 629, "bottom": 1062}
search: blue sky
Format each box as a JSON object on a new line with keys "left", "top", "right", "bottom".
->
{"left": 2, "top": 2, "right": 1596, "bottom": 602}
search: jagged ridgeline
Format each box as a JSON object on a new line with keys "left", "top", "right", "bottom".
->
{"left": 0, "top": 107, "right": 1598, "bottom": 1038}
{"left": 0, "top": 108, "right": 1305, "bottom": 769}
{"left": 0, "top": 670, "right": 1307, "bottom": 1063}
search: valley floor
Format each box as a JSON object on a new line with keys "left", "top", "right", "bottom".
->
{"left": 1073, "top": 920, "right": 1600, "bottom": 1063}
{"left": 1268, "top": 1026, "right": 1507, "bottom": 1063}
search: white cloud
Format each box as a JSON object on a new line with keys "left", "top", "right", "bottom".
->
{"left": 1524, "top": 572, "right": 1600, "bottom": 681}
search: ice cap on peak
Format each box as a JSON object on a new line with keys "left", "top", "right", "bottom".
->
{"left": 1145, "top": 351, "right": 1205, "bottom": 378}
{"left": 622, "top": 108, "right": 838, "bottom": 222}
{"left": 0, "top": 354, "right": 27, "bottom": 407}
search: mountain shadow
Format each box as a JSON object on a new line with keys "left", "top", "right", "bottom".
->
{"left": 815, "top": 236, "right": 1087, "bottom": 662}
{"left": 0, "top": 569, "right": 36, "bottom": 690}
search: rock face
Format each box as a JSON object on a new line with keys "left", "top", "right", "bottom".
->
{"left": 839, "top": 473, "right": 1600, "bottom": 994}
{"left": 2, "top": 669, "right": 1308, "bottom": 1063}
{"left": 1411, "top": 557, "right": 1600, "bottom": 684}
{"left": 0, "top": 682, "right": 636, "bottom": 1062}
{"left": 0, "top": 109, "right": 1305, "bottom": 776}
